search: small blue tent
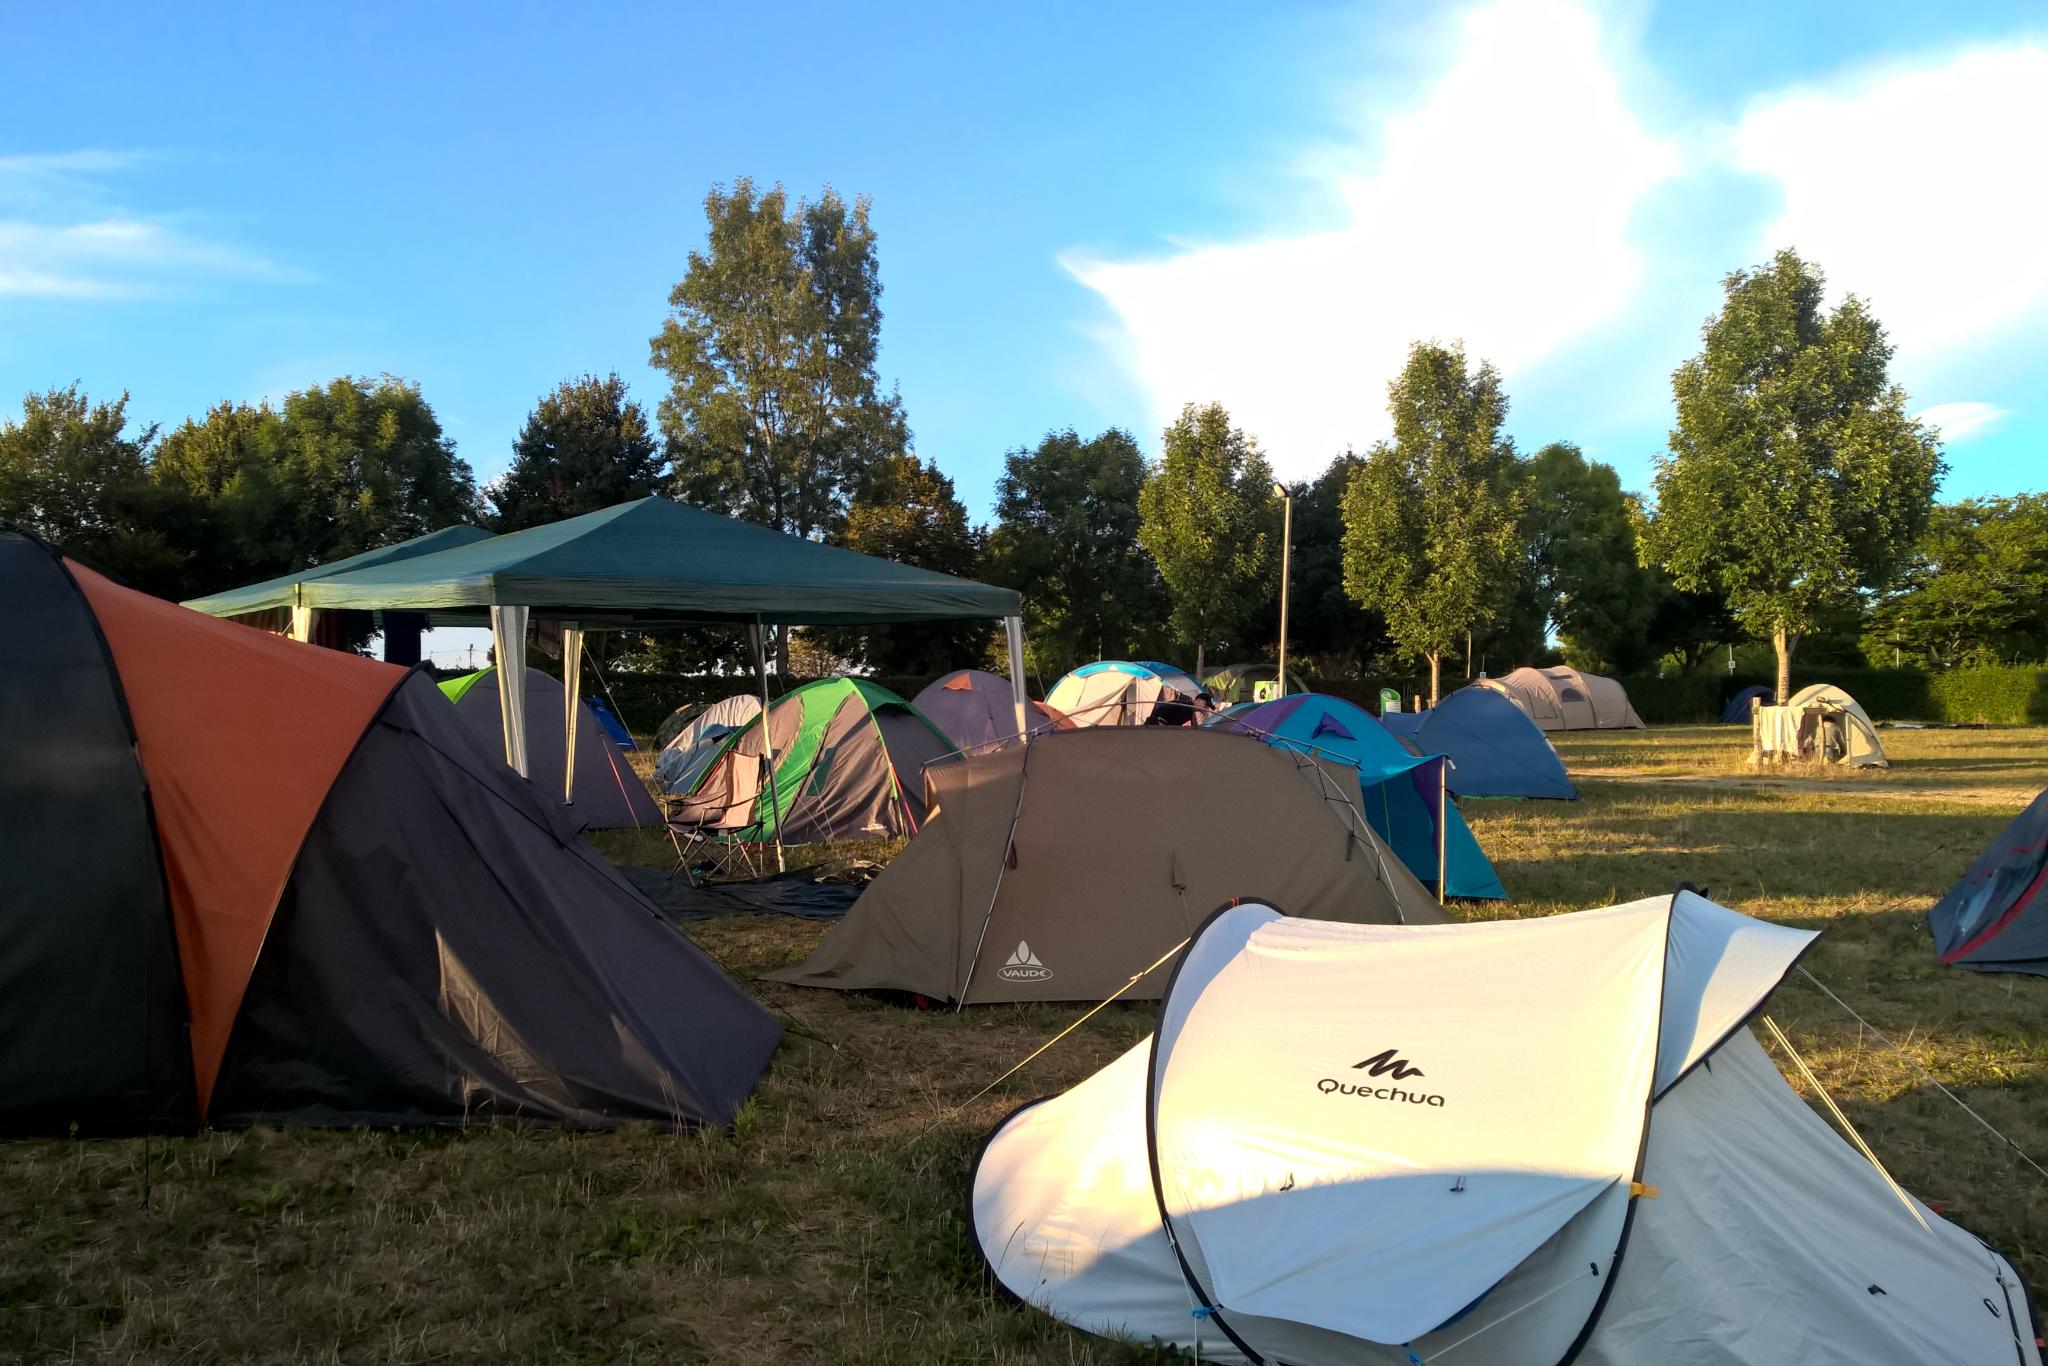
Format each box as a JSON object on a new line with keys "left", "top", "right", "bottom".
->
{"left": 1721, "top": 685, "right": 1771, "bottom": 723}
{"left": 1221, "top": 694, "right": 1506, "bottom": 900}
{"left": 1930, "top": 787, "right": 2048, "bottom": 975}
{"left": 586, "top": 695, "right": 637, "bottom": 749}
{"left": 1392, "top": 687, "right": 1576, "bottom": 800}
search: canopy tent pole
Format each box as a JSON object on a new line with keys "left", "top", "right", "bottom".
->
{"left": 561, "top": 622, "right": 583, "bottom": 804}
{"left": 289, "top": 604, "right": 315, "bottom": 643}
{"left": 1004, "top": 614, "right": 1030, "bottom": 744}
{"left": 751, "top": 620, "right": 786, "bottom": 873}
{"left": 490, "top": 605, "right": 530, "bottom": 777}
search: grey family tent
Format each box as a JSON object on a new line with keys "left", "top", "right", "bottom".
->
{"left": 973, "top": 891, "right": 2039, "bottom": 1365}
{"left": 668, "top": 678, "right": 953, "bottom": 844}
{"left": 913, "top": 669, "right": 1073, "bottom": 755}
{"left": 0, "top": 527, "right": 779, "bottom": 1134}
{"left": 1477, "top": 665, "right": 1646, "bottom": 731}
{"left": 1380, "top": 685, "right": 1577, "bottom": 800}
{"left": 1721, "top": 684, "right": 1771, "bottom": 723}
{"left": 439, "top": 666, "right": 664, "bottom": 829}
{"left": 1930, "top": 787, "right": 2048, "bottom": 974}
{"left": 1045, "top": 660, "right": 1212, "bottom": 727}
{"left": 1756, "top": 683, "right": 1889, "bottom": 768}
{"left": 654, "top": 693, "right": 763, "bottom": 793}
{"left": 767, "top": 728, "right": 1445, "bottom": 1005}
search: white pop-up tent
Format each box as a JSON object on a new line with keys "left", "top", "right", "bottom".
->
{"left": 972, "top": 892, "right": 2039, "bottom": 1365}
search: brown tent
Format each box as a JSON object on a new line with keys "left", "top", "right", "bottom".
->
{"left": 767, "top": 728, "right": 1444, "bottom": 1005}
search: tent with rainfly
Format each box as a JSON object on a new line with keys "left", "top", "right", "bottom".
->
{"left": 913, "top": 669, "right": 1073, "bottom": 755}
{"left": 0, "top": 526, "right": 779, "bottom": 1134}
{"left": 1216, "top": 694, "right": 1504, "bottom": 899}
{"left": 438, "top": 666, "right": 663, "bottom": 830}
{"left": 768, "top": 727, "right": 1444, "bottom": 1004}
{"left": 1930, "top": 786, "right": 2048, "bottom": 975}
{"left": 655, "top": 693, "right": 763, "bottom": 794}
{"left": 1046, "top": 660, "right": 1212, "bottom": 727}
{"left": 668, "top": 678, "right": 953, "bottom": 844}
{"left": 1477, "top": 665, "right": 1645, "bottom": 731}
{"left": 973, "top": 890, "right": 2039, "bottom": 1365}
{"left": 1380, "top": 685, "right": 1577, "bottom": 800}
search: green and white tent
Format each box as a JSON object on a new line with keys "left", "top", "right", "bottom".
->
{"left": 669, "top": 679, "right": 953, "bottom": 844}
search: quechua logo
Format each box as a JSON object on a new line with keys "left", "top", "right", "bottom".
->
{"left": 997, "top": 940, "right": 1052, "bottom": 982}
{"left": 1315, "top": 1047, "right": 1446, "bottom": 1107}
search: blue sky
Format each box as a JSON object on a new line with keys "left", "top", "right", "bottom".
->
{"left": 5, "top": 0, "right": 2043, "bottom": 529}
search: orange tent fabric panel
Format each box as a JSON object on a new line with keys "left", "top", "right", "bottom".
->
{"left": 67, "top": 562, "right": 403, "bottom": 1116}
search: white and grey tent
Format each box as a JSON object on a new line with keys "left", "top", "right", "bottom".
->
{"left": 653, "top": 693, "right": 762, "bottom": 793}
{"left": 972, "top": 892, "right": 2038, "bottom": 1364}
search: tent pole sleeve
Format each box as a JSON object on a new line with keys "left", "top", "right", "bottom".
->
{"left": 752, "top": 620, "right": 785, "bottom": 873}
{"left": 562, "top": 623, "right": 583, "bottom": 803}
{"left": 490, "top": 605, "right": 530, "bottom": 777}
{"left": 1005, "top": 614, "right": 1030, "bottom": 743}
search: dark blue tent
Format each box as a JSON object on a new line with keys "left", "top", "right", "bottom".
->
{"left": 1394, "top": 687, "right": 1577, "bottom": 800}
{"left": 1931, "top": 788, "right": 2048, "bottom": 975}
{"left": 1220, "top": 694, "right": 1505, "bottom": 899}
{"left": 1721, "top": 685, "right": 1771, "bottom": 723}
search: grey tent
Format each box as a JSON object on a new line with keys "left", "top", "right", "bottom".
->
{"left": 439, "top": 667, "right": 664, "bottom": 829}
{"left": 768, "top": 728, "right": 1444, "bottom": 1005}
{"left": 1477, "top": 666, "right": 1646, "bottom": 731}
{"left": 1931, "top": 787, "right": 2048, "bottom": 974}
{"left": 654, "top": 693, "right": 763, "bottom": 793}
{"left": 1756, "top": 683, "right": 1888, "bottom": 767}
{"left": 912, "top": 669, "right": 1073, "bottom": 755}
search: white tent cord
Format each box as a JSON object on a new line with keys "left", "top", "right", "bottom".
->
{"left": 1797, "top": 967, "right": 2048, "bottom": 1185}
{"left": 920, "top": 934, "right": 1194, "bottom": 1139}
{"left": 1421, "top": 1255, "right": 1615, "bottom": 1360}
{"left": 1760, "top": 1015, "right": 1933, "bottom": 1236}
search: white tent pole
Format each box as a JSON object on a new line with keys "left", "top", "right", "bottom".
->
{"left": 752, "top": 620, "right": 786, "bottom": 873}
{"left": 489, "top": 605, "right": 530, "bottom": 777}
{"left": 561, "top": 622, "right": 583, "bottom": 804}
{"left": 289, "top": 604, "right": 315, "bottom": 643}
{"left": 1005, "top": 614, "right": 1030, "bottom": 744}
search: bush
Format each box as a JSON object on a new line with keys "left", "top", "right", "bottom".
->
{"left": 1617, "top": 665, "right": 2048, "bottom": 725}
{"left": 1927, "top": 667, "right": 2048, "bottom": 725}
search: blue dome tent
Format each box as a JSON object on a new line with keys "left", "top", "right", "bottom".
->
{"left": 1386, "top": 686, "right": 1576, "bottom": 801}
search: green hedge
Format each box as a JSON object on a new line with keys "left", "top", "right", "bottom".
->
{"left": 1617, "top": 665, "right": 2048, "bottom": 725}
{"left": 593, "top": 672, "right": 948, "bottom": 735}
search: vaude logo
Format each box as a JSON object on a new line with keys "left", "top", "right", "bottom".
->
{"left": 997, "top": 940, "right": 1053, "bottom": 982}
{"left": 1314, "top": 1047, "right": 1446, "bottom": 1108}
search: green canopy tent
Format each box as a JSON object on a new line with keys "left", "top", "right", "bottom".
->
{"left": 274, "top": 497, "right": 1028, "bottom": 858}
{"left": 181, "top": 524, "right": 497, "bottom": 663}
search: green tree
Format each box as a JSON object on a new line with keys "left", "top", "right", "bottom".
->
{"left": 154, "top": 399, "right": 289, "bottom": 591}
{"left": 1870, "top": 496, "right": 2048, "bottom": 667}
{"left": 1340, "top": 342, "right": 1523, "bottom": 704}
{"left": 489, "top": 373, "right": 665, "bottom": 532}
{"left": 1136, "top": 403, "right": 1277, "bottom": 677}
{"left": 1521, "top": 442, "right": 1668, "bottom": 673}
{"left": 0, "top": 385, "right": 206, "bottom": 597}
{"left": 824, "top": 452, "right": 992, "bottom": 674}
{"left": 650, "top": 179, "right": 906, "bottom": 542}
{"left": 1643, "top": 250, "right": 1942, "bottom": 700}
{"left": 985, "top": 428, "right": 1164, "bottom": 680}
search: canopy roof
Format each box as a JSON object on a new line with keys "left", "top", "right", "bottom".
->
{"left": 181, "top": 523, "right": 497, "bottom": 618}
{"left": 289, "top": 496, "right": 1021, "bottom": 625}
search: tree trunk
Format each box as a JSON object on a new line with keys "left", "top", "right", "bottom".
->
{"left": 1195, "top": 641, "right": 1205, "bottom": 680}
{"left": 1772, "top": 627, "right": 1794, "bottom": 703}
{"left": 1428, "top": 652, "right": 1442, "bottom": 708}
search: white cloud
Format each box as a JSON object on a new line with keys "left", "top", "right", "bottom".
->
{"left": 1733, "top": 45, "right": 2048, "bottom": 358}
{"left": 0, "top": 150, "right": 300, "bottom": 299}
{"left": 1915, "top": 400, "right": 2008, "bottom": 443}
{"left": 1067, "top": 0, "right": 1678, "bottom": 477}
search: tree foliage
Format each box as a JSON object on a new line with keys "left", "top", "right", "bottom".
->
{"left": 1340, "top": 342, "right": 1523, "bottom": 703}
{"left": 650, "top": 179, "right": 907, "bottom": 544}
{"left": 985, "top": 428, "right": 1163, "bottom": 680}
{"left": 1136, "top": 403, "right": 1277, "bottom": 674}
{"left": 1870, "top": 496, "right": 2048, "bottom": 667}
{"left": 1643, "top": 250, "right": 1942, "bottom": 698}
{"left": 1519, "top": 442, "right": 1668, "bottom": 673}
{"left": 489, "top": 373, "right": 665, "bottom": 532}
{"left": 1247, "top": 454, "right": 1394, "bottom": 679}
{"left": 823, "top": 452, "right": 991, "bottom": 674}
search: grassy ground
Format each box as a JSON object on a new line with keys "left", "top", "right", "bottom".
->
{"left": 6, "top": 726, "right": 2048, "bottom": 1362}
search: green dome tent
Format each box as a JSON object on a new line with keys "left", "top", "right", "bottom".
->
{"left": 669, "top": 678, "right": 953, "bottom": 844}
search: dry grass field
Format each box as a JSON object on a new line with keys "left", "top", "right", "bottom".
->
{"left": 5, "top": 724, "right": 2047, "bottom": 1363}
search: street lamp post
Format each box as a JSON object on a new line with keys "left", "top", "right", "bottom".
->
{"left": 1273, "top": 480, "right": 1292, "bottom": 696}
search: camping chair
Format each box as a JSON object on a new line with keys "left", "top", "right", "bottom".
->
{"left": 667, "top": 751, "right": 770, "bottom": 880}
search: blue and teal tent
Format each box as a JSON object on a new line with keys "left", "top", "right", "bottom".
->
{"left": 1220, "top": 693, "right": 1506, "bottom": 900}
{"left": 1382, "top": 687, "right": 1576, "bottom": 800}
